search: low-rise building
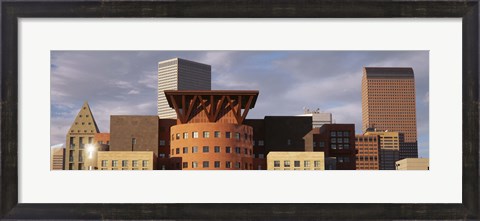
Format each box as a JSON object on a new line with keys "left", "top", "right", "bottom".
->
{"left": 51, "top": 146, "right": 65, "bottom": 170}
{"left": 355, "top": 134, "right": 380, "bottom": 170}
{"left": 267, "top": 151, "right": 325, "bottom": 170}
{"left": 396, "top": 158, "right": 429, "bottom": 170}
{"left": 97, "top": 151, "right": 155, "bottom": 170}
{"left": 364, "top": 129, "right": 400, "bottom": 170}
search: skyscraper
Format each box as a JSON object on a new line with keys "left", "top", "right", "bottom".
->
{"left": 157, "top": 58, "right": 211, "bottom": 119}
{"left": 361, "top": 67, "right": 418, "bottom": 159}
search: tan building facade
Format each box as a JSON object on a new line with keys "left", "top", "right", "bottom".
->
{"left": 97, "top": 151, "right": 155, "bottom": 170}
{"left": 361, "top": 67, "right": 418, "bottom": 159}
{"left": 65, "top": 102, "right": 100, "bottom": 170}
{"left": 396, "top": 158, "right": 429, "bottom": 170}
{"left": 50, "top": 147, "right": 65, "bottom": 170}
{"left": 267, "top": 152, "right": 325, "bottom": 170}
{"left": 364, "top": 130, "right": 400, "bottom": 170}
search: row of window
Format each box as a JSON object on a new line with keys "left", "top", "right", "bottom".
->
{"left": 273, "top": 160, "right": 323, "bottom": 168}
{"left": 171, "top": 146, "right": 253, "bottom": 156}
{"left": 172, "top": 131, "right": 252, "bottom": 141}
{"left": 330, "top": 144, "right": 351, "bottom": 150}
{"left": 273, "top": 168, "right": 323, "bottom": 170}
{"left": 101, "top": 160, "right": 149, "bottom": 168}
{"left": 100, "top": 168, "right": 149, "bottom": 170}
{"left": 330, "top": 131, "right": 351, "bottom": 137}
{"left": 180, "top": 161, "right": 249, "bottom": 169}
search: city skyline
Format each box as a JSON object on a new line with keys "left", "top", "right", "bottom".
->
{"left": 51, "top": 51, "right": 429, "bottom": 157}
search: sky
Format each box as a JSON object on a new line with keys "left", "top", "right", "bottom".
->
{"left": 51, "top": 51, "right": 429, "bottom": 158}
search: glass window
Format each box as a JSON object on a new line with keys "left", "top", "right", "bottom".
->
{"left": 214, "top": 161, "right": 220, "bottom": 168}
{"left": 287, "top": 139, "right": 292, "bottom": 145}
{"left": 142, "top": 160, "right": 148, "bottom": 167}
{"left": 122, "top": 160, "right": 128, "bottom": 167}
{"left": 313, "top": 141, "right": 317, "bottom": 147}
{"left": 330, "top": 131, "right": 336, "bottom": 137}
{"left": 203, "top": 146, "right": 209, "bottom": 153}
{"left": 235, "top": 162, "right": 241, "bottom": 168}
{"left": 214, "top": 131, "right": 221, "bottom": 138}
{"left": 192, "top": 161, "right": 198, "bottom": 168}
{"left": 294, "top": 161, "right": 300, "bottom": 167}
{"left": 192, "top": 146, "right": 198, "bottom": 153}
{"left": 101, "top": 160, "right": 107, "bottom": 167}
{"left": 112, "top": 160, "right": 118, "bottom": 167}
{"left": 344, "top": 138, "right": 349, "bottom": 143}
{"left": 176, "top": 148, "right": 180, "bottom": 154}
{"left": 337, "top": 138, "right": 343, "bottom": 143}
{"left": 244, "top": 148, "right": 248, "bottom": 154}
{"left": 183, "top": 147, "right": 188, "bottom": 154}
{"left": 344, "top": 131, "right": 350, "bottom": 136}
{"left": 203, "top": 161, "right": 209, "bottom": 168}
{"left": 226, "top": 146, "right": 231, "bottom": 153}
{"left": 344, "top": 144, "right": 350, "bottom": 149}
{"left": 132, "top": 160, "right": 138, "bottom": 167}
{"left": 176, "top": 133, "right": 180, "bottom": 140}
{"left": 274, "top": 161, "right": 280, "bottom": 167}
{"left": 183, "top": 132, "right": 188, "bottom": 139}
{"left": 331, "top": 138, "right": 336, "bottom": 143}
{"left": 192, "top": 131, "right": 198, "bottom": 138}
{"left": 235, "top": 147, "right": 241, "bottom": 153}
{"left": 258, "top": 154, "right": 264, "bottom": 159}
{"left": 182, "top": 162, "right": 188, "bottom": 168}
{"left": 319, "top": 141, "right": 325, "bottom": 148}
{"left": 304, "top": 160, "right": 310, "bottom": 167}
{"left": 331, "top": 144, "right": 337, "bottom": 149}
{"left": 258, "top": 140, "right": 264, "bottom": 146}
{"left": 337, "top": 131, "right": 343, "bottom": 136}
{"left": 214, "top": 146, "right": 220, "bottom": 153}
{"left": 203, "top": 131, "right": 210, "bottom": 138}
{"left": 159, "top": 140, "right": 166, "bottom": 146}
{"left": 235, "top": 133, "right": 240, "bottom": 140}
{"left": 226, "top": 132, "right": 231, "bottom": 138}
{"left": 284, "top": 160, "right": 290, "bottom": 167}
{"left": 226, "top": 161, "right": 231, "bottom": 168}
{"left": 314, "top": 160, "right": 321, "bottom": 167}
{"left": 159, "top": 154, "right": 165, "bottom": 158}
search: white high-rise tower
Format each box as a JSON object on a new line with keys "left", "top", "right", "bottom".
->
{"left": 157, "top": 58, "right": 211, "bottom": 119}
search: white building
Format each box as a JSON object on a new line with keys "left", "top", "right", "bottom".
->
{"left": 157, "top": 58, "right": 211, "bottom": 118}
{"left": 297, "top": 109, "right": 332, "bottom": 128}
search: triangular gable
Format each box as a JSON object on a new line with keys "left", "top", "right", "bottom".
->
{"left": 68, "top": 101, "right": 100, "bottom": 134}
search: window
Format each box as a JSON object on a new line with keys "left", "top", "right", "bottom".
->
{"left": 192, "top": 132, "right": 198, "bottom": 138}
{"left": 337, "top": 138, "right": 343, "bottom": 143}
{"left": 214, "top": 146, "right": 220, "bottom": 153}
{"left": 88, "top": 137, "right": 93, "bottom": 144}
{"left": 214, "top": 161, "right": 220, "bottom": 168}
{"left": 274, "top": 161, "right": 280, "bottom": 167}
{"left": 183, "top": 132, "right": 188, "bottom": 139}
{"left": 337, "top": 131, "right": 343, "bottom": 136}
{"left": 226, "top": 146, "right": 231, "bottom": 153}
{"left": 192, "top": 146, "right": 198, "bottom": 153}
{"left": 203, "top": 161, "right": 209, "bottom": 168}
{"left": 112, "top": 160, "right": 118, "bottom": 167}
{"left": 344, "top": 138, "right": 349, "bottom": 143}
{"left": 122, "top": 160, "right": 128, "bottom": 167}
{"left": 101, "top": 160, "right": 107, "bottom": 167}
{"left": 176, "top": 133, "right": 180, "bottom": 140}
{"left": 159, "top": 154, "right": 166, "bottom": 158}
{"left": 235, "top": 133, "right": 240, "bottom": 140}
{"left": 344, "top": 144, "right": 350, "bottom": 149}
{"left": 226, "top": 132, "right": 231, "bottom": 138}
{"left": 252, "top": 140, "right": 256, "bottom": 146}
{"left": 226, "top": 161, "right": 231, "bottom": 168}
{"left": 331, "top": 144, "right": 337, "bottom": 149}
{"left": 192, "top": 161, "right": 198, "bottom": 168}
{"left": 258, "top": 154, "right": 264, "bottom": 159}
{"left": 182, "top": 162, "right": 188, "bottom": 168}
{"left": 235, "top": 147, "right": 241, "bottom": 154}
{"left": 258, "top": 140, "right": 264, "bottom": 146}
{"left": 176, "top": 148, "right": 180, "bottom": 154}
{"left": 244, "top": 148, "right": 248, "bottom": 154}
{"left": 331, "top": 138, "right": 336, "bottom": 143}
{"left": 330, "top": 131, "right": 336, "bottom": 137}
{"left": 214, "top": 131, "right": 221, "bottom": 138}
{"left": 319, "top": 141, "right": 325, "bottom": 148}
{"left": 203, "top": 131, "right": 210, "bottom": 138}
{"left": 304, "top": 160, "right": 310, "bottom": 167}
{"left": 183, "top": 147, "right": 188, "bottom": 154}
{"left": 132, "top": 138, "right": 136, "bottom": 145}
{"left": 284, "top": 160, "right": 291, "bottom": 167}
{"left": 294, "top": 161, "right": 300, "bottom": 167}
{"left": 344, "top": 131, "right": 350, "bottom": 136}
{"left": 313, "top": 141, "right": 317, "bottom": 147}
{"left": 287, "top": 139, "right": 292, "bottom": 145}
{"left": 314, "top": 160, "right": 321, "bottom": 167}
{"left": 235, "top": 162, "right": 241, "bottom": 168}
{"left": 203, "top": 146, "right": 209, "bottom": 153}
{"left": 132, "top": 160, "right": 138, "bottom": 167}
{"left": 142, "top": 160, "right": 148, "bottom": 167}
{"left": 79, "top": 137, "right": 84, "bottom": 148}
{"left": 244, "top": 133, "right": 248, "bottom": 140}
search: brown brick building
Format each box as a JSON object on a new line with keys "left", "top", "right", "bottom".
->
{"left": 165, "top": 90, "right": 258, "bottom": 170}
{"left": 355, "top": 134, "right": 380, "bottom": 170}
{"left": 361, "top": 67, "right": 418, "bottom": 159}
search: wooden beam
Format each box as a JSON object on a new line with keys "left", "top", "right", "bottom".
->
{"left": 169, "top": 95, "right": 184, "bottom": 123}
{"left": 213, "top": 96, "right": 226, "bottom": 121}
{"left": 226, "top": 95, "right": 241, "bottom": 124}
{"left": 239, "top": 95, "right": 254, "bottom": 124}
{"left": 198, "top": 95, "right": 212, "bottom": 122}
{"left": 184, "top": 95, "right": 197, "bottom": 123}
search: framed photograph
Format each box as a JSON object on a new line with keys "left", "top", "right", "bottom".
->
{"left": 1, "top": 0, "right": 478, "bottom": 220}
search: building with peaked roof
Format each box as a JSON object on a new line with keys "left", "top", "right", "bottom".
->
{"left": 64, "top": 102, "right": 100, "bottom": 170}
{"left": 165, "top": 90, "right": 258, "bottom": 170}
{"left": 158, "top": 58, "right": 211, "bottom": 119}
{"left": 361, "top": 67, "right": 418, "bottom": 159}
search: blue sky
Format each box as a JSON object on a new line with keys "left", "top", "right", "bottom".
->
{"left": 51, "top": 51, "right": 429, "bottom": 158}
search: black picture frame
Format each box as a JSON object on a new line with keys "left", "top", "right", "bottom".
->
{"left": 1, "top": 0, "right": 478, "bottom": 220}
